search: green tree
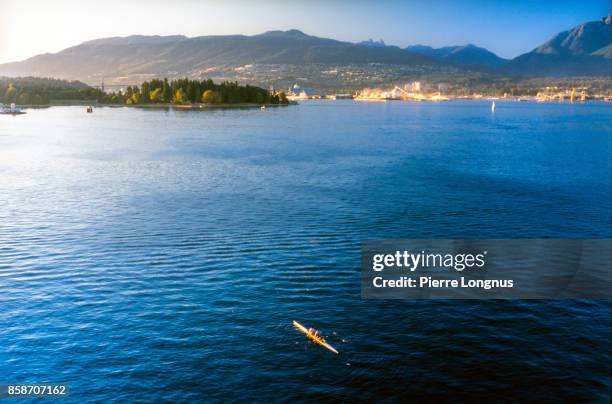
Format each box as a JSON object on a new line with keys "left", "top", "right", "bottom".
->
{"left": 172, "top": 88, "right": 187, "bottom": 104}
{"left": 163, "top": 78, "right": 172, "bottom": 103}
{"left": 4, "top": 84, "right": 17, "bottom": 103}
{"left": 17, "top": 92, "right": 30, "bottom": 105}
{"left": 149, "top": 87, "right": 163, "bottom": 103}
{"left": 130, "top": 92, "right": 142, "bottom": 104}
{"left": 140, "top": 82, "right": 150, "bottom": 103}
{"left": 202, "top": 89, "right": 220, "bottom": 104}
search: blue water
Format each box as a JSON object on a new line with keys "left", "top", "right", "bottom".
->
{"left": 0, "top": 101, "right": 610, "bottom": 402}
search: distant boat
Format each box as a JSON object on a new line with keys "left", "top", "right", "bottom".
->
{"left": 260, "top": 105, "right": 266, "bottom": 110}
{"left": 491, "top": 101, "right": 496, "bottom": 112}
{"left": 0, "top": 103, "right": 26, "bottom": 115}
{"left": 86, "top": 106, "right": 93, "bottom": 113}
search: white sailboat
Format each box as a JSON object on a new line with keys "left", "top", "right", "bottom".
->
{"left": 491, "top": 101, "right": 496, "bottom": 112}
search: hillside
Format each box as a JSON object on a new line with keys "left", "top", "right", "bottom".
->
{"left": 0, "top": 30, "right": 440, "bottom": 85}
{"left": 0, "top": 17, "right": 609, "bottom": 89}
{"left": 0, "top": 76, "right": 104, "bottom": 105}
{"left": 505, "top": 15, "right": 612, "bottom": 76}
{"left": 405, "top": 44, "right": 508, "bottom": 70}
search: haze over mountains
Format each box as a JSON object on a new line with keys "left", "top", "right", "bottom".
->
{"left": 405, "top": 44, "right": 508, "bottom": 70}
{"left": 0, "top": 15, "right": 609, "bottom": 88}
{"left": 0, "top": 30, "right": 441, "bottom": 86}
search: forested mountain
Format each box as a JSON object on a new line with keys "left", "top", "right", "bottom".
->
{"left": 0, "top": 31, "right": 438, "bottom": 84}
{"left": 505, "top": 15, "right": 612, "bottom": 76}
{"left": 0, "top": 16, "right": 609, "bottom": 88}
{"left": 405, "top": 44, "right": 507, "bottom": 70}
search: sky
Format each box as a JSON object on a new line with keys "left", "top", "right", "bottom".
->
{"left": 0, "top": 0, "right": 609, "bottom": 64}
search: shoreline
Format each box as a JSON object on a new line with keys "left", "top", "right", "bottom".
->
{"left": 10, "top": 102, "right": 297, "bottom": 109}
{"left": 9, "top": 98, "right": 610, "bottom": 111}
{"left": 125, "top": 101, "right": 296, "bottom": 110}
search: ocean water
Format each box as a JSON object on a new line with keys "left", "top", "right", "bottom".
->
{"left": 0, "top": 100, "right": 610, "bottom": 402}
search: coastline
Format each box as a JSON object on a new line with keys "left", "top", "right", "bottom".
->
{"left": 10, "top": 98, "right": 612, "bottom": 111}
{"left": 125, "top": 101, "right": 297, "bottom": 109}
{"left": 9, "top": 101, "right": 298, "bottom": 110}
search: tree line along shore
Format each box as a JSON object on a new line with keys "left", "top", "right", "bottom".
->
{"left": 2, "top": 76, "right": 610, "bottom": 107}
{"left": 0, "top": 77, "right": 289, "bottom": 106}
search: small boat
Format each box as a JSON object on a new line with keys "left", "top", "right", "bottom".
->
{"left": 293, "top": 320, "right": 339, "bottom": 354}
{"left": 86, "top": 106, "right": 93, "bottom": 113}
{"left": 0, "top": 103, "right": 26, "bottom": 115}
{"left": 260, "top": 105, "right": 266, "bottom": 110}
{"left": 491, "top": 101, "right": 496, "bottom": 112}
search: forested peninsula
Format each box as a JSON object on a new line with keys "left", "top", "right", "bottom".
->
{"left": 0, "top": 77, "right": 289, "bottom": 106}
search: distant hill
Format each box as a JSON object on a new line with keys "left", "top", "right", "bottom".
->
{"left": 405, "top": 44, "right": 507, "bottom": 70}
{"left": 406, "top": 16, "right": 612, "bottom": 76}
{"left": 505, "top": 15, "right": 612, "bottom": 76}
{"left": 0, "top": 76, "right": 103, "bottom": 105}
{"left": 0, "top": 30, "right": 438, "bottom": 84}
{"left": 357, "top": 39, "right": 387, "bottom": 47}
{"left": 0, "top": 17, "right": 609, "bottom": 86}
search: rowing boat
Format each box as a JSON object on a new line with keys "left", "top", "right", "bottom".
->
{"left": 292, "top": 320, "right": 339, "bottom": 354}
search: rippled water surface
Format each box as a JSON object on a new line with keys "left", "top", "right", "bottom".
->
{"left": 0, "top": 101, "right": 610, "bottom": 402}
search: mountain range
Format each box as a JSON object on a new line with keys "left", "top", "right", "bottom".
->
{"left": 357, "top": 39, "right": 387, "bottom": 48}
{"left": 507, "top": 14, "right": 612, "bottom": 76}
{"left": 0, "top": 30, "right": 438, "bottom": 84}
{"left": 0, "top": 15, "right": 609, "bottom": 87}
{"left": 407, "top": 15, "right": 611, "bottom": 75}
{"left": 405, "top": 44, "right": 508, "bottom": 70}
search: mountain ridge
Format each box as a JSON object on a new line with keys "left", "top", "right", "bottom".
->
{"left": 405, "top": 44, "right": 508, "bottom": 69}
{"left": 0, "top": 16, "right": 610, "bottom": 85}
{"left": 0, "top": 30, "right": 440, "bottom": 83}
{"left": 505, "top": 15, "right": 612, "bottom": 76}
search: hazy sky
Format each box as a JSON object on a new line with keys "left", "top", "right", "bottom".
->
{"left": 0, "top": 0, "right": 609, "bottom": 64}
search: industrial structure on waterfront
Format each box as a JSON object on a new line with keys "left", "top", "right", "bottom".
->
{"left": 283, "top": 81, "right": 608, "bottom": 103}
